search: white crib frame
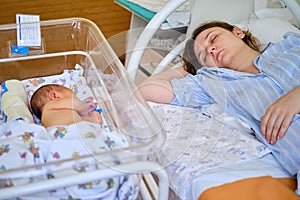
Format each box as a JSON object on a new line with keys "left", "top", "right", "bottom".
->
{"left": 0, "top": 161, "right": 168, "bottom": 199}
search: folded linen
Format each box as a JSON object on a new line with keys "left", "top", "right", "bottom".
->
{"left": 1, "top": 79, "right": 34, "bottom": 123}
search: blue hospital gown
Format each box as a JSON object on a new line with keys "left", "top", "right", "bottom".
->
{"left": 171, "top": 32, "right": 300, "bottom": 175}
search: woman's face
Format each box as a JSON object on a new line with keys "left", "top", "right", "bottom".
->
{"left": 193, "top": 26, "right": 246, "bottom": 70}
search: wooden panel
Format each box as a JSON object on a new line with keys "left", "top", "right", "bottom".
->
{"left": 0, "top": 0, "right": 131, "bottom": 62}
{"left": 0, "top": 0, "right": 131, "bottom": 37}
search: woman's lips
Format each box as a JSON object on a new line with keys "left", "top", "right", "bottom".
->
{"left": 216, "top": 49, "right": 223, "bottom": 61}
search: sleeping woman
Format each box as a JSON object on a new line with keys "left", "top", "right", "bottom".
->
{"left": 138, "top": 20, "right": 300, "bottom": 183}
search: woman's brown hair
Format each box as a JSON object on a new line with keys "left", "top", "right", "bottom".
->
{"left": 183, "top": 21, "right": 260, "bottom": 75}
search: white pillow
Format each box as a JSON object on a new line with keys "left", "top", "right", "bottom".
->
{"left": 242, "top": 17, "right": 300, "bottom": 49}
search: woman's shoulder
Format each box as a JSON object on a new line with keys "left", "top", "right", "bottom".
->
{"left": 282, "top": 31, "right": 300, "bottom": 46}
{"left": 283, "top": 31, "right": 300, "bottom": 40}
{"left": 261, "top": 31, "right": 300, "bottom": 54}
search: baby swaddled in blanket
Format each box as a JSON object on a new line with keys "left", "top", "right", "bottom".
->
{"left": 0, "top": 68, "right": 139, "bottom": 199}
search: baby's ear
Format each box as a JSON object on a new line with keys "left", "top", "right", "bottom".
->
{"left": 48, "top": 90, "right": 58, "bottom": 100}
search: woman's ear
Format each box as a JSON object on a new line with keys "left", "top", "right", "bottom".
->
{"left": 232, "top": 27, "right": 245, "bottom": 39}
{"left": 48, "top": 90, "right": 59, "bottom": 100}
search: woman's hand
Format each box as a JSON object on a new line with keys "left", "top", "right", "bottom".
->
{"left": 261, "top": 86, "right": 300, "bottom": 144}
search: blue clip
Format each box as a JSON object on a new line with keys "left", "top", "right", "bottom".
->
{"left": 12, "top": 46, "right": 29, "bottom": 55}
{"left": 93, "top": 108, "right": 103, "bottom": 113}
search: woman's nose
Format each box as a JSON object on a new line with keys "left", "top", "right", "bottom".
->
{"left": 208, "top": 46, "right": 216, "bottom": 56}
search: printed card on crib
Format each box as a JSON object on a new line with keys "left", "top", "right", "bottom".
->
{"left": 16, "top": 14, "right": 41, "bottom": 47}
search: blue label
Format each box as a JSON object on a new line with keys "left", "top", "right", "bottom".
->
{"left": 12, "top": 46, "right": 29, "bottom": 55}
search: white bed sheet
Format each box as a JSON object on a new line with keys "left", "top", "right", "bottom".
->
{"left": 148, "top": 102, "right": 292, "bottom": 200}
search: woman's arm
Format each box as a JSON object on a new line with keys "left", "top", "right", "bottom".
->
{"left": 261, "top": 85, "right": 300, "bottom": 144}
{"left": 138, "top": 67, "right": 188, "bottom": 103}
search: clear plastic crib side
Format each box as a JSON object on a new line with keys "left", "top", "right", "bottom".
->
{"left": 0, "top": 18, "right": 168, "bottom": 199}
{"left": 0, "top": 17, "right": 165, "bottom": 158}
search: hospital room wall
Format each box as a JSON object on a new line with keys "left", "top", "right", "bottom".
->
{"left": 0, "top": 0, "right": 131, "bottom": 63}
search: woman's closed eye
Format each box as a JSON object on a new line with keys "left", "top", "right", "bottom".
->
{"left": 203, "top": 36, "right": 217, "bottom": 61}
{"left": 205, "top": 30, "right": 216, "bottom": 42}
{"left": 210, "top": 35, "right": 216, "bottom": 43}
{"left": 196, "top": 31, "right": 218, "bottom": 66}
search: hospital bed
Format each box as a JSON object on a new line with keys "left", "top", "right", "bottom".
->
{"left": 125, "top": 0, "right": 300, "bottom": 199}
{"left": 0, "top": 17, "right": 169, "bottom": 200}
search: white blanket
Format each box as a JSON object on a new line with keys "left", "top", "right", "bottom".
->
{"left": 148, "top": 102, "right": 272, "bottom": 199}
{"left": 0, "top": 119, "right": 139, "bottom": 199}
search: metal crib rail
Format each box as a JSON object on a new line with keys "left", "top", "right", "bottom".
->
{"left": 0, "top": 161, "right": 169, "bottom": 200}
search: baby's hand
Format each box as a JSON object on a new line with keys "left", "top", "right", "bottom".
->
{"left": 84, "top": 96, "right": 94, "bottom": 103}
{"left": 79, "top": 102, "right": 96, "bottom": 116}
